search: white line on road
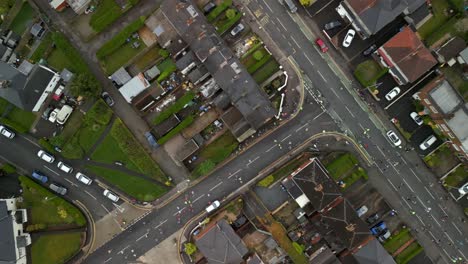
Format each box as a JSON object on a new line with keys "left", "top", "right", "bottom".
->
{"left": 228, "top": 169, "right": 242, "bottom": 179}
{"left": 313, "top": 110, "right": 326, "bottom": 120}
{"left": 428, "top": 231, "right": 437, "bottom": 240}
{"left": 265, "top": 145, "right": 277, "bottom": 153}
{"left": 400, "top": 156, "right": 408, "bottom": 165}
{"left": 281, "top": 134, "right": 291, "bottom": 142}
{"left": 209, "top": 181, "right": 223, "bottom": 192}
{"left": 291, "top": 36, "right": 300, "bottom": 48}
{"left": 376, "top": 146, "right": 387, "bottom": 159}
{"left": 64, "top": 178, "right": 77, "bottom": 187}
{"left": 358, "top": 123, "right": 366, "bottom": 131}
{"left": 402, "top": 199, "right": 413, "bottom": 209}
{"left": 424, "top": 186, "right": 435, "bottom": 200}
{"left": 84, "top": 190, "right": 97, "bottom": 200}
{"left": 193, "top": 194, "right": 205, "bottom": 203}
{"left": 118, "top": 245, "right": 130, "bottom": 254}
{"left": 304, "top": 54, "right": 314, "bottom": 66}
{"left": 101, "top": 204, "right": 111, "bottom": 214}
{"left": 317, "top": 70, "right": 327, "bottom": 83}
{"left": 275, "top": 18, "right": 287, "bottom": 31}
{"left": 136, "top": 232, "right": 149, "bottom": 242}
{"left": 438, "top": 204, "right": 448, "bottom": 215}
{"left": 416, "top": 196, "right": 426, "bottom": 207}
{"left": 345, "top": 106, "right": 355, "bottom": 118}
{"left": 104, "top": 257, "right": 112, "bottom": 263}
{"left": 262, "top": 0, "right": 273, "bottom": 12}
{"left": 431, "top": 214, "right": 442, "bottom": 227}
{"left": 387, "top": 178, "right": 398, "bottom": 192}
{"left": 173, "top": 207, "right": 186, "bottom": 216}
{"left": 442, "top": 249, "right": 452, "bottom": 261}
{"left": 154, "top": 219, "right": 167, "bottom": 229}
{"left": 390, "top": 162, "right": 400, "bottom": 175}
{"left": 451, "top": 222, "right": 462, "bottom": 235}
{"left": 402, "top": 178, "right": 414, "bottom": 192}
{"left": 409, "top": 168, "right": 422, "bottom": 182}
{"left": 295, "top": 123, "right": 309, "bottom": 132}
{"left": 43, "top": 166, "right": 59, "bottom": 176}
{"left": 457, "top": 249, "right": 467, "bottom": 260}
{"left": 20, "top": 135, "right": 41, "bottom": 147}
{"left": 444, "top": 232, "right": 455, "bottom": 244}
{"left": 416, "top": 215, "right": 425, "bottom": 226}
{"left": 247, "top": 156, "right": 259, "bottom": 166}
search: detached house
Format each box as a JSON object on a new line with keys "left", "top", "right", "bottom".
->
{"left": 375, "top": 26, "right": 437, "bottom": 85}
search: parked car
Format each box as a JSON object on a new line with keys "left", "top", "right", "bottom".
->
{"left": 49, "top": 183, "right": 67, "bottom": 195}
{"left": 103, "top": 189, "right": 119, "bottom": 202}
{"left": 230, "top": 23, "right": 245, "bottom": 37}
{"left": 56, "top": 105, "right": 73, "bottom": 125}
{"left": 37, "top": 150, "right": 55, "bottom": 163}
{"left": 378, "top": 229, "right": 391, "bottom": 242}
{"left": 203, "top": 2, "right": 216, "bottom": 14}
{"left": 458, "top": 182, "right": 468, "bottom": 195}
{"left": 324, "top": 20, "right": 342, "bottom": 30}
{"left": 42, "top": 106, "right": 53, "bottom": 120}
{"left": 370, "top": 221, "right": 387, "bottom": 235}
{"left": 0, "top": 125, "right": 15, "bottom": 139}
{"left": 356, "top": 205, "right": 368, "bottom": 217}
{"left": 410, "top": 112, "right": 423, "bottom": 126}
{"left": 31, "top": 170, "right": 49, "bottom": 183}
{"left": 114, "top": 161, "right": 124, "bottom": 166}
{"left": 52, "top": 85, "right": 64, "bottom": 101}
{"left": 284, "top": 0, "right": 297, "bottom": 13}
{"left": 57, "top": 161, "right": 73, "bottom": 174}
{"left": 205, "top": 200, "right": 221, "bottom": 213}
{"left": 75, "top": 172, "right": 92, "bottom": 185}
{"left": 315, "top": 38, "right": 329, "bottom": 53}
{"left": 101, "top": 92, "right": 114, "bottom": 107}
{"left": 419, "top": 135, "right": 437, "bottom": 150}
{"left": 366, "top": 213, "right": 379, "bottom": 224}
{"left": 386, "top": 130, "right": 402, "bottom": 147}
{"left": 363, "top": 44, "right": 377, "bottom": 56}
{"left": 342, "top": 29, "right": 356, "bottom": 47}
{"left": 385, "top": 87, "right": 401, "bottom": 101}
{"left": 48, "top": 108, "right": 59, "bottom": 123}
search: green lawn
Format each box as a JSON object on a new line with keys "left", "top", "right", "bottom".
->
{"left": 133, "top": 46, "right": 162, "bottom": 71}
{"left": 49, "top": 111, "right": 84, "bottom": 147}
{"left": 213, "top": 10, "right": 242, "bottom": 34}
{"left": 157, "top": 114, "right": 195, "bottom": 145}
{"left": 441, "top": 66, "right": 468, "bottom": 101}
{"left": 49, "top": 32, "right": 91, "bottom": 75}
{"left": 31, "top": 232, "right": 82, "bottom": 264}
{"left": 354, "top": 60, "right": 388, "bottom": 87}
{"left": 395, "top": 242, "right": 423, "bottom": 264}
{"left": 253, "top": 59, "right": 280, "bottom": 84}
{"left": 384, "top": 228, "right": 412, "bottom": 254}
{"left": 47, "top": 48, "right": 76, "bottom": 72}
{"left": 418, "top": 0, "right": 451, "bottom": 39}
{"left": 91, "top": 133, "right": 140, "bottom": 172}
{"left": 89, "top": 0, "right": 123, "bottom": 32}
{"left": 156, "top": 58, "right": 177, "bottom": 82}
{"left": 100, "top": 39, "right": 146, "bottom": 75}
{"left": 444, "top": 165, "right": 468, "bottom": 188}
{"left": 206, "top": 0, "right": 232, "bottom": 22}
{"left": 258, "top": 157, "right": 307, "bottom": 187}
{"left": 0, "top": 98, "right": 36, "bottom": 133}
{"left": 86, "top": 165, "right": 167, "bottom": 201}
{"left": 9, "top": 2, "right": 35, "bottom": 34}
{"left": 19, "top": 176, "right": 86, "bottom": 228}
{"left": 423, "top": 144, "right": 452, "bottom": 168}
{"left": 325, "top": 153, "right": 359, "bottom": 180}
{"left": 30, "top": 33, "right": 53, "bottom": 63}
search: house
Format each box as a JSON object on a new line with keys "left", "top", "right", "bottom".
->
{"left": 49, "top": 0, "right": 68, "bottom": 11}
{"left": 30, "top": 23, "right": 45, "bottom": 38}
{"left": 0, "top": 62, "right": 60, "bottom": 112}
{"left": 110, "top": 67, "right": 132, "bottom": 87}
{"left": 418, "top": 76, "right": 468, "bottom": 161}
{"left": 336, "top": 0, "right": 427, "bottom": 39}
{"left": 118, "top": 73, "right": 151, "bottom": 103}
{"left": 435, "top": 37, "right": 466, "bottom": 66}
{"left": 65, "top": 0, "right": 90, "bottom": 14}
{"left": 0, "top": 198, "right": 32, "bottom": 264}
{"left": 457, "top": 47, "right": 468, "bottom": 65}
{"left": 195, "top": 219, "right": 249, "bottom": 264}
{"left": 375, "top": 26, "right": 437, "bottom": 85}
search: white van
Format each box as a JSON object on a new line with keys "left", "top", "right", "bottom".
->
{"left": 56, "top": 105, "right": 73, "bottom": 125}
{"left": 419, "top": 135, "right": 437, "bottom": 150}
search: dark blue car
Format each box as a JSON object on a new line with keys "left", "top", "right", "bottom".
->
{"left": 31, "top": 170, "right": 49, "bottom": 183}
{"left": 370, "top": 221, "right": 387, "bottom": 235}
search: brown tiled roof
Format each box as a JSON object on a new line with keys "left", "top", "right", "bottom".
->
{"left": 382, "top": 26, "right": 437, "bottom": 83}
{"left": 346, "top": 0, "right": 377, "bottom": 14}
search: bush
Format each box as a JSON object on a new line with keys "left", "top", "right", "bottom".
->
{"left": 26, "top": 223, "right": 47, "bottom": 232}
{"left": 157, "top": 115, "right": 195, "bottom": 145}
{"left": 1, "top": 163, "right": 16, "bottom": 174}
{"left": 216, "top": 12, "right": 242, "bottom": 34}
{"left": 206, "top": 0, "right": 232, "bottom": 22}
{"left": 257, "top": 175, "right": 274, "bottom": 187}
{"left": 292, "top": 242, "right": 305, "bottom": 254}
{"left": 247, "top": 53, "right": 271, "bottom": 74}
{"left": 96, "top": 16, "right": 146, "bottom": 59}
{"left": 156, "top": 58, "right": 177, "bottom": 83}
{"left": 38, "top": 138, "right": 56, "bottom": 153}
{"left": 152, "top": 92, "right": 195, "bottom": 125}
{"left": 225, "top": 8, "right": 236, "bottom": 19}
{"left": 184, "top": 243, "right": 197, "bottom": 256}
{"left": 253, "top": 50, "right": 265, "bottom": 61}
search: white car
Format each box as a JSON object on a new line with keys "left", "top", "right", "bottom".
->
{"left": 356, "top": 205, "right": 368, "bottom": 217}
{"left": 419, "top": 135, "right": 437, "bottom": 150}
{"left": 410, "top": 112, "right": 423, "bottom": 126}
{"left": 386, "top": 130, "right": 402, "bottom": 147}
{"left": 57, "top": 161, "right": 73, "bottom": 174}
{"left": 37, "top": 150, "right": 55, "bottom": 163}
{"left": 48, "top": 108, "right": 59, "bottom": 123}
{"left": 0, "top": 125, "right": 15, "bottom": 139}
{"left": 75, "top": 172, "right": 92, "bottom": 185}
{"left": 458, "top": 182, "right": 468, "bottom": 195}
{"left": 385, "top": 87, "right": 401, "bottom": 101}
{"left": 230, "top": 23, "right": 245, "bottom": 37}
{"left": 342, "top": 29, "right": 356, "bottom": 47}
{"left": 103, "top": 189, "right": 119, "bottom": 202}
{"left": 205, "top": 200, "right": 221, "bottom": 213}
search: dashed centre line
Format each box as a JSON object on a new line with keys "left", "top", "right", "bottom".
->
{"left": 85, "top": 190, "right": 97, "bottom": 200}
{"left": 209, "top": 181, "right": 223, "bottom": 192}
{"left": 281, "top": 134, "right": 291, "bottom": 142}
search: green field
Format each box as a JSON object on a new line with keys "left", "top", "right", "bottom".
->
{"left": 91, "top": 133, "right": 140, "bottom": 172}
{"left": 9, "top": 2, "right": 35, "bottom": 34}
{"left": 31, "top": 232, "right": 82, "bottom": 264}
{"left": 100, "top": 39, "right": 146, "bottom": 74}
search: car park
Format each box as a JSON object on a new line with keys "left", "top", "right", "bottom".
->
{"left": 419, "top": 135, "right": 437, "bottom": 150}
{"left": 205, "top": 200, "right": 221, "bottom": 213}
{"left": 57, "top": 161, "right": 73, "bottom": 174}
{"left": 315, "top": 38, "right": 329, "bottom": 53}
{"left": 386, "top": 130, "right": 402, "bottom": 147}
{"left": 102, "top": 92, "right": 115, "bottom": 107}
{"left": 363, "top": 44, "right": 377, "bottom": 56}
{"left": 31, "top": 170, "right": 49, "bottom": 183}
{"left": 378, "top": 230, "right": 391, "bottom": 242}
{"left": 103, "top": 189, "right": 119, "bottom": 202}
{"left": 324, "top": 21, "right": 341, "bottom": 30}
{"left": 75, "top": 172, "right": 92, "bottom": 185}
{"left": 37, "top": 150, "right": 55, "bottom": 163}
{"left": 0, "top": 125, "right": 15, "bottom": 139}
{"left": 366, "top": 213, "right": 379, "bottom": 224}
{"left": 230, "top": 23, "right": 245, "bottom": 37}
{"left": 356, "top": 205, "right": 368, "bottom": 217}
{"left": 49, "top": 183, "right": 67, "bottom": 195}
{"left": 410, "top": 112, "right": 423, "bottom": 126}
{"left": 458, "top": 182, "right": 468, "bottom": 195}
{"left": 342, "top": 29, "right": 356, "bottom": 47}
{"left": 370, "top": 221, "right": 387, "bottom": 235}
{"left": 385, "top": 87, "right": 401, "bottom": 101}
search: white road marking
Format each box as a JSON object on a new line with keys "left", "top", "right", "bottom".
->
{"left": 154, "top": 219, "right": 168, "bottom": 229}
{"left": 262, "top": 0, "right": 273, "bottom": 12}
{"left": 424, "top": 186, "right": 435, "bottom": 200}
{"left": 118, "top": 245, "right": 130, "bottom": 254}
{"left": 438, "top": 204, "right": 448, "bottom": 215}
{"left": 265, "top": 145, "right": 277, "bottom": 152}
{"left": 457, "top": 249, "right": 467, "bottom": 260}
{"left": 85, "top": 190, "right": 97, "bottom": 200}
{"left": 101, "top": 204, "right": 111, "bottom": 214}
{"left": 317, "top": 70, "right": 327, "bottom": 83}
{"left": 402, "top": 178, "right": 414, "bottom": 192}
{"left": 136, "top": 232, "right": 149, "bottom": 242}
{"left": 104, "top": 257, "right": 112, "bottom": 263}
{"left": 387, "top": 178, "right": 398, "bottom": 191}
{"left": 291, "top": 36, "right": 300, "bottom": 48}
{"left": 428, "top": 231, "right": 437, "bottom": 240}
{"left": 451, "top": 222, "right": 462, "bottom": 235}
{"left": 64, "top": 178, "right": 77, "bottom": 187}
{"left": 173, "top": 207, "right": 186, "bottom": 216}
{"left": 313, "top": 110, "right": 326, "bottom": 120}
{"left": 295, "top": 123, "right": 309, "bottom": 132}
{"left": 209, "top": 181, "right": 223, "bottom": 192}
{"left": 247, "top": 156, "right": 259, "bottom": 166}
{"left": 402, "top": 198, "right": 413, "bottom": 209}
{"left": 276, "top": 18, "right": 287, "bottom": 31}
{"left": 304, "top": 54, "right": 314, "bottom": 66}
{"left": 390, "top": 163, "right": 400, "bottom": 174}
{"left": 409, "top": 168, "right": 422, "bottom": 182}
{"left": 228, "top": 169, "right": 242, "bottom": 178}
{"left": 43, "top": 166, "right": 59, "bottom": 176}
{"left": 193, "top": 194, "right": 205, "bottom": 203}
{"left": 416, "top": 196, "right": 426, "bottom": 207}
{"left": 345, "top": 106, "right": 355, "bottom": 118}
{"left": 281, "top": 134, "right": 291, "bottom": 142}
{"left": 113, "top": 203, "right": 125, "bottom": 213}
{"left": 442, "top": 249, "right": 452, "bottom": 261}
{"left": 431, "top": 214, "right": 442, "bottom": 227}
{"left": 444, "top": 232, "right": 455, "bottom": 244}
{"left": 376, "top": 146, "right": 387, "bottom": 159}
{"left": 20, "top": 135, "right": 41, "bottom": 147}
{"left": 416, "top": 215, "right": 425, "bottom": 226}
{"left": 400, "top": 156, "right": 408, "bottom": 165}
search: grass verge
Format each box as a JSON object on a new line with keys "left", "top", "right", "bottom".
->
{"left": 31, "top": 232, "right": 82, "bottom": 264}
{"left": 257, "top": 156, "right": 307, "bottom": 188}
{"left": 91, "top": 132, "right": 140, "bottom": 172}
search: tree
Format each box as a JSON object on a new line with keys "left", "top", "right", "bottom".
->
{"left": 299, "top": 0, "right": 313, "bottom": 6}
{"left": 184, "top": 243, "right": 197, "bottom": 256}
{"left": 225, "top": 9, "right": 237, "bottom": 19}
{"left": 69, "top": 74, "right": 101, "bottom": 98}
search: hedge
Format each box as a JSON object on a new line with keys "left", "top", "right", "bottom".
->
{"left": 152, "top": 91, "right": 195, "bottom": 125}
{"left": 206, "top": 0, "right": 232, "bottom": 22}
{"left": 38, "top": 138, "right": 56, "bottom": 153}
{"left": 157, "top": 115, "right": 195, "bottom": 145}
{"left": 257, "top": 175, "right": 274, "bottom": 187}
{"left": 96, "top": 16, "right": 146, "bottom": 59}
{"left": 216, "top": 12, "right": 242, "bottom": 34}
{"left": 156, "top": 58, "right": 177, "bottom": 83}
{"left": 247, "top": 54, "right": 271, "bottom": 74}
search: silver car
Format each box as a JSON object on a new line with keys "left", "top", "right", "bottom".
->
{"left": 49, "top": 183, "right": 67, "bottom": 195}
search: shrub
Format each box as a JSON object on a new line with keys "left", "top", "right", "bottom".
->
{"left": 26, "top": 223, "right": 47, "bottom": 232}
{"left": 225, "top": 9, "right": 236, "bottom": 19}
{"left": 253, "top": 50, "right": 265, "bottom": 61}
{"left": 1, "top": 163, "right": 16, "bottom": 174}
{"left": 216, "top": 12, "right": 242, "bottom": 34}
{"left": 206, "top": 0, "right": 232, "bottom": 22}
{"left": 38, "top": 138, "right": 56, "bottom": 153}
{"left": 247, "top": 54, "right": 271, "bottom": 74}
{"left": 156, "top": 58, "right": 177, "bottom": 83}
{"left": 292, "top": 242, "right": 305, "bottom": 254}
{"left": 184, "top": 243, "right": 197, "bottom": 256}
{"left": 152, "top": 92, "right": 195, "bottom": 125}
{"left": 257, "top": 175, "right": 274, "bottom": 187}
{"left": 158, "top": 49, "right": 169, "bottom": 59}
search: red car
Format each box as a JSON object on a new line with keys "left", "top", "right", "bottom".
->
{"left": 315, "top": 38, "right": 329, "bottom": 53}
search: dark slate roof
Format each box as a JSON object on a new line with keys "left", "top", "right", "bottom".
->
{"left": 0, "top": 44, "right": 6, "bottom": 58}
{"left": 353, "top": 239, "right": 396, "bottom": 264}
{"left": 195, "top": 219, "right": 248, "bottom": 264}
{"left": 175, "top": 51, "right": 197, "bottom": 70}
{"left": 161, "top": 0, "right": 275, "bottom": 130}
{"left": 344, "top": 0, "right": 426, "bottom": 35}
{"left": 0, "top": 201, "right": 16, "bottom": 263}
{"left": 407, "top": 3, "right": 430, "bottom": 26}
{"left": 436, "top": 37, "right": 466, "bottom": 62}
{"left": 188, "top": 65, "right": 209, "bottom": 85}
